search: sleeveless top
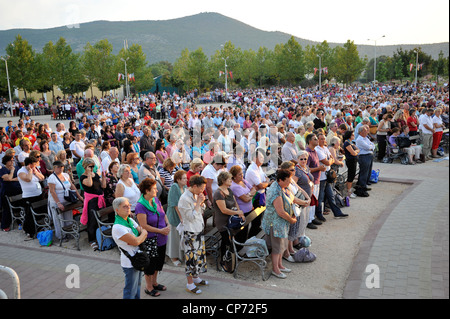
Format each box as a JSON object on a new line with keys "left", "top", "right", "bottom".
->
{"left": 117, "top": 179, "right": 140, "bottom": 211}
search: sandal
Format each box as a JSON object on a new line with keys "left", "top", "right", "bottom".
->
{"left": 90, "top": 242, "right": 99, "bottom": 251}
{"left": 144, "top": 289, "right": 160, "bottom": 297}
{"left": 153, "top": 284, "right": 167, "bottom": 291}
{"left": 186, "top": 286, "right": 202, "bottom": 294}
{"left": 194, "top": 279, "right": 209, "bottom": 286}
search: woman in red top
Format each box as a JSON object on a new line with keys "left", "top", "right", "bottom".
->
{"left": 406, "top": 109, "right": 419, "bottom": 136}
{"left": 186, "top": 158, "right": 204, "bottom": 187}
{"left": 1, "top": 136, "right": 12, "bottom": 152}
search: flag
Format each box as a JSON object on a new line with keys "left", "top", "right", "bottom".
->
{"left": 219, "top": 71, "right": 224, "bottom": 77}
{"left": 229, "top": 71, "right": 233, "bottom": 79}
{"left": 410, "top": 63, "right": 414, "bottom": 72}
{"left": 324, "top": 67, "right": 328, "bottom": 74}
{"left": 419, "top": 63, "right": 423, "bottom": 70}
{"left": 314, "top": 68, "right": 318, "bottom": 75}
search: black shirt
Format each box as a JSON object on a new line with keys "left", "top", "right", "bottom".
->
{"left": 80, "top": 174, "right": 103, "bottom": 195}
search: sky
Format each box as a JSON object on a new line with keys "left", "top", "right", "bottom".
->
{"left": 0, "top": 0, "right": 449, "bottom": 46}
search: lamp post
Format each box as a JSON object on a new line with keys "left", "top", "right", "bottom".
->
{"left": 367, "top": 35, "right": 385, "bottom": 84}
{"left": 414, "top": 50, "right": 419, "bottom": 87}
{"left": 220, "top": 44, "right": 229, "bottom": 99}
{"left": 120, "top": 57, "right": 129, "bottom": 99}
{"left": 317, "top": 54, "right": 322, "bottom": 93}
{"left": 1, "top": 55, "right": 13, "bottom": 111}
{"left": 222, "top": 57, "right": 228, "bottom": 96}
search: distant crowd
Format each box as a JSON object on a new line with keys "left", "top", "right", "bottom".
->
{"left": 0, "top": 82, "right": 448, "bottom": 298}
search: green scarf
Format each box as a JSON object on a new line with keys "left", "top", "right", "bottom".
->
{"left": 114, "top": 215, "right": 139, "bottom": 237}
{"left": 138, "top": 195, "right": 159, "bottom": 216}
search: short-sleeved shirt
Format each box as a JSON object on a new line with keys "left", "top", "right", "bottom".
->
{"left": 230, "top": 180, "right": 253, "bottom": 214}
{"left": 47, "top": 173, "right": 71, "bottom": 204}
{"left": 245, "top": 162, "right": 267, "bottom": 193}
{"left": 306, "top": 147, "right": 321, "bottom": 184}
{"left": 112, "top": 219, "right": 140, "bottom": 268}
{"left": 0, "top": 165, "right": 21, "bottom": 195}
{"left": 134, "top": 198, "right": 167, "bottom": 246}
{"left": 201, "top": 163, "right": 223, "bottom": 194}
{"left": 315, "top": 146, "right": 331, "bottom": 181}
{"left": 212, "top": 188, "right": 237, "bottom": 232}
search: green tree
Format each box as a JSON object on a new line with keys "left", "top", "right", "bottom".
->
{"left": 172, "top": 48, "right": 192, "bottom": 92}
{"left": 52, "top": 37, "right": 83, "bottom": 98}
{"left": 254, "top": 46, "right": 276, "bottom": 87}
{"left": 117, "top": 43, "right": 154, "bottom": 93}
{"left": 5, "top": 34, "right": 36, "bottom": 100}
{"left": 334, "top": 40, "right": 365, "bottom": 86}
{"left": 304, "top": 41, "right": 335, "bottom": 84}
{"left": 188, "top": 47, "right": 210, "bottom": 89}
{"left": 274, "top": 36, "right": 305, "bottom": 85}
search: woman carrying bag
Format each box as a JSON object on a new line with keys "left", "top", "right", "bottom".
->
{"left": 112, "top": 197, "right": 148, "bottom": 299}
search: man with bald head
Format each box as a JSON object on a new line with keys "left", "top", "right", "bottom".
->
{"left": 101, "top": 147, "right": 120, "bottom": 173}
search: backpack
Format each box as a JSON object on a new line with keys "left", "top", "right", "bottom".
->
{"left": 96, "top": 226, "right": 117, "bottom": 251}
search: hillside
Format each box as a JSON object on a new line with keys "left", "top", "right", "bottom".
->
{"left": 0, "top": 12, "right": 448, "bottom": 64}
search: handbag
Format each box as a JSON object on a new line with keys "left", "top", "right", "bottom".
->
{"left": 227, "top": 215, "right": 245, "bottom": 229}
{"left": 309, "top": 194, "right": 318, "bottom": 207}
{"left": 53, "top": 173, "right": 78, "bottom": 203}
{"left": 119, "top": 247, "right": 150, "bottom": 271}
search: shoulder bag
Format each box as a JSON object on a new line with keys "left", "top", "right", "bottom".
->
{"left": 119, "top": 247, "right": 150, "bottom": 271}
{"left": 53, "top": 173, "right": 78, "bottom": 203}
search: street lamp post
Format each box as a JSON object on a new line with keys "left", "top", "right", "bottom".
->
{"left": 120, "top": 57, "right": 129, "bottom": 99}
{"left": 1, "top": 55, "right": 13, "bottom": 112}
{"left": 414, "top": 50, "right": 419, "bottom": 87}
{"left": 367, "top": 35, "right": 385, "bottom": 84}
{"left": 318, "top": 54, "right": 322, "bottom": 93}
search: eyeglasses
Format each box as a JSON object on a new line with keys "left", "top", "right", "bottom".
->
{"left": 299, "top": 158, "right": 308, "bottom": 161}
{"left": 88, "top": 166, "right": 95, "bottom": 168}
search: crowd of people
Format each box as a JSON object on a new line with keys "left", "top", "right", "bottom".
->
{"left": 0, "top": 82, "right": 448, "bottom": 298}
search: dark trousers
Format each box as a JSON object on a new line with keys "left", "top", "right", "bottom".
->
{"left": 357, "top": 154, "right": 373, "bottom": 189}
{"left": 87, "top": 199, "right": 100, "bottom": 243}
{"left": 23, "top": 195, "right": 43, "bottom": 237}
{"left": 377, "top": 135, "right": 387, "bottom": 160}
{"left": 316, "top": 179, "right": 344, "bottom": 217}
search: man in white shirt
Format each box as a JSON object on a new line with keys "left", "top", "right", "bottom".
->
{"left": 101, "top": 147, "right": 120, "bottom": 173}
{"left": 201, "top": 153, "right": 227, "bottom": 207}
{"left": 245, "top": 149, "right": 270, "bottom": 194}
{"left": 70, "top": 131, "right": 85, "bottom": 164}
{"left": 420, "top": 108, "right": 435, "bottom": 160}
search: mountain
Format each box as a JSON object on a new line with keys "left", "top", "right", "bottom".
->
{"left": 0, "top": 12, "right": 448, "bottom": 64}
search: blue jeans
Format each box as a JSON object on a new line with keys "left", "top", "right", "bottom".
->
{"left": 316, "top": 179, "right": 344, "bottom": 217}
{"left": 357, "top": 154, "right": 373, "bottom": 189}
{"left": 122, "top": 267, "right": 143, "bottom": 299}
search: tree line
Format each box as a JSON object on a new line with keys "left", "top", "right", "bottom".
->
{"left": 1, "top": 35, "right": 449, "bottom": 101}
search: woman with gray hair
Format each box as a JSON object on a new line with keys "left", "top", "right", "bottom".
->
{"left": 112, "top": 197, "right": 148, "bottom": 299}
{"left": 115, "top": 164, "right": 141, "bottom": 213}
